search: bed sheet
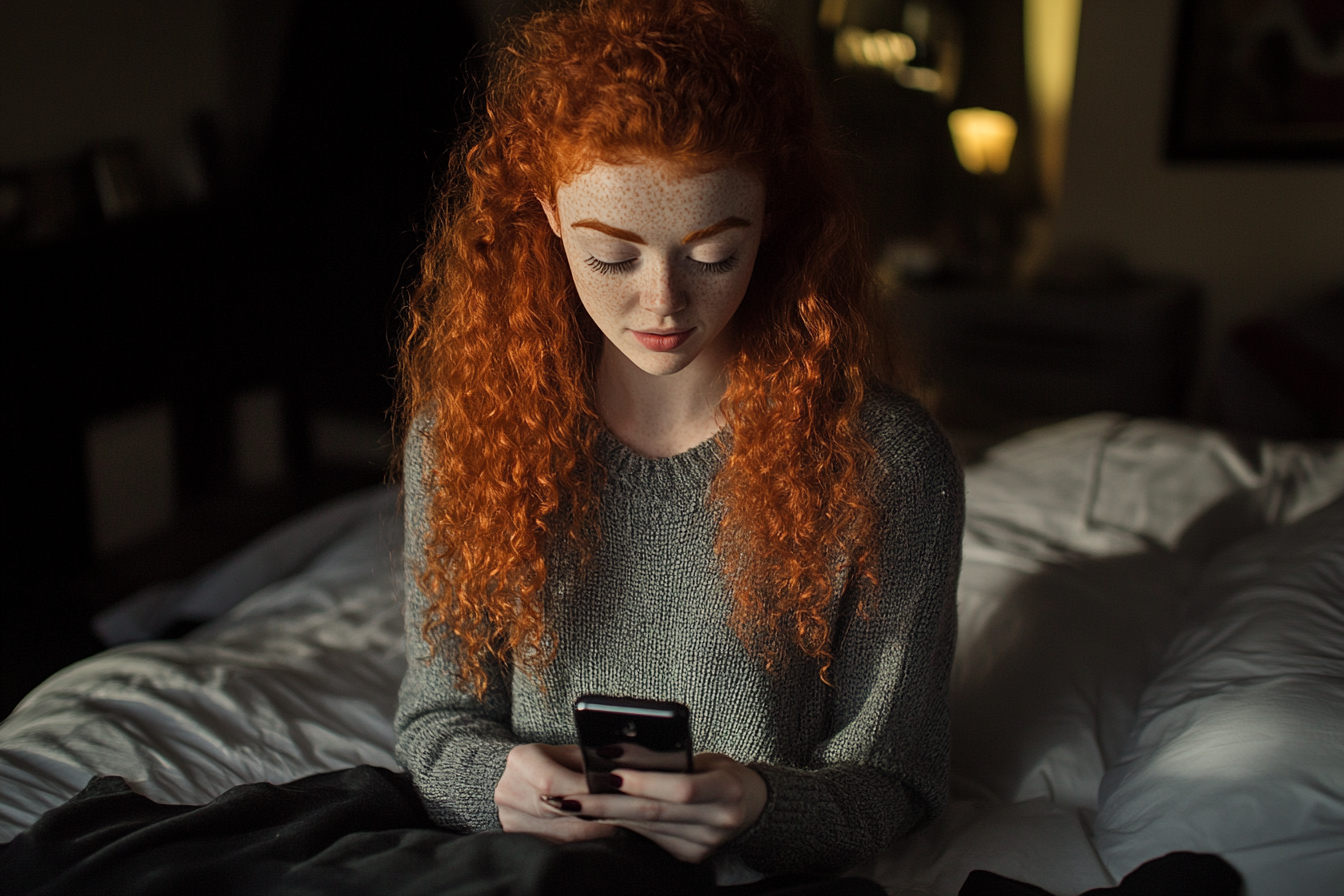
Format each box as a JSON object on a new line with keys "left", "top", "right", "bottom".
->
{"left": 2, "top": 415, "right": 1341, "bottom": 896}
{"left": 0, "top": 502, "right": 406, "bottom": 833}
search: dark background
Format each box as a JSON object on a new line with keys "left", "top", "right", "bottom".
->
{"left": 1, "top": 0, "right": 1341, "bottom": 715}
{"left": 2, "top": 1, "right": 481, "bottom": 712}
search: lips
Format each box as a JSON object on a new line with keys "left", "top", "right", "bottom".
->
{"left": 632, "top": 329, "right": 693, "bottom": 351}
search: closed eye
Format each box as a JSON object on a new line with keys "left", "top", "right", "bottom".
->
{"left": 585, "top": 256, "right": 636, "bottom": 275}
{"left": 693, "top": 256, "right": 738, "bottom": 275}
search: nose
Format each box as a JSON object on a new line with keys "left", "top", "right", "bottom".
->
{"left": 639, "top": 258, "right": 685, "bottom": 317}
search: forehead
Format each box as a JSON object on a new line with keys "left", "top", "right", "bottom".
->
{"left": 554, "top": 160, "right": 763, "bottom": 222}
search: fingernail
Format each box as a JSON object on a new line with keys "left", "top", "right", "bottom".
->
{"left": 600, "top": 773, "right": 623, "bottom": 790}
{"left": 595, "top": 745, "right": 624, "bottom": 759}
{"left": 559, "top": 799, "right": 583, "bottom": 812}
{"left": 540, "top": 795, "right": 562, "bottom": 807}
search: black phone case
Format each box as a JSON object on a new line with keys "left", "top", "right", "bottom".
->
{"left": 573, "top": 695, "right": 693, "bottom": 794}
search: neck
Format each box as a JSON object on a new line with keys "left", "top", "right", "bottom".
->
{"left": 595, "top": 338, "right": 733, "bottom": 459}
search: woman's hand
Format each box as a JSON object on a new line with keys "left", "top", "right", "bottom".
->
{"left": 494, "top": 743, "right": 619, "bottom": 843}
{"left": 539, "top": 752, "right": 768, "bottom": 863}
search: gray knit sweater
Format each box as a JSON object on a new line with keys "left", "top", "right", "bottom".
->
{"left": 395, "top": 389, "right": 963, "bottom": 875}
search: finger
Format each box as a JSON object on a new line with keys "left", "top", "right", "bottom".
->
{"left": 611, "top": 765, "right": 743, "bottom": 807}
{"left": 499, "top": 806, "right": 620, "bottom": 842}
{"left": 604, "top": 818, "right": 721, "bottom": 845}
{"left": 689, "top": 752, "right": 735, "bottom": 773}
{"left": 602, "top": 820, "right": 718, "bottom": 863}
{"left": 538, "top": 795, "right": 587, "bottom": 815}
{"left": 508, "top": 744, "right": 589, "bottom": 796}
{"left": 533, "top": 748, "right": 591, "bottom": 793}
{"left": 495, "top": 745, "right": 591, "bottom": 820}
{"left": 546, "top": 792, "right": 746, "bottom": 830}
{"left": 536, "top": 743, "right": 586, "bottom": 773}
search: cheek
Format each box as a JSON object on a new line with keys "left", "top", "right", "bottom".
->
{"left": 714, "top": 265, "right": 755, "bottom": 315}
{"left": 569, "top": 267, "right": 624, "bottom": 324}
{"left": 562, "top": 241, "right": 622, "bottom": 313}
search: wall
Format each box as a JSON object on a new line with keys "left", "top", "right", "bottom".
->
{"left": 1054, "top": 0, "right": 1344, "bottom": 395}
{"left": 0, "top": 0, "right": 294, "bottom": 199}
{"left": 7, "top": 0, "right": 1338, "bottom": 381}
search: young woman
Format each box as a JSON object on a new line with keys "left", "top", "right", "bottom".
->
{"left": 395, "top": 0, "right": 963, "bottom": 879}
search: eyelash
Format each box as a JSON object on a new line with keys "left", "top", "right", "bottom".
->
{"left": 693, "top": 256, "right": 738, "bottom": 275}
{"left": 584, "top": 257, "right": 635, "bottom": 275}
{"left": 582, "top": 256, "right": 740, "bottom": 275}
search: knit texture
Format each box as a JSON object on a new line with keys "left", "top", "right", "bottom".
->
{"left": 395, "top": 389, "right": 964, "bottom": 874}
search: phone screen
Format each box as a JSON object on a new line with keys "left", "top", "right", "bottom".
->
{"left": 573, "top": 695, "right": 693, "bottom": 793}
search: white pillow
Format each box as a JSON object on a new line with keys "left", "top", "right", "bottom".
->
{"left": 953, "top": 415, "right": 1192, "bottom": 809}
{"left": 952, "top": 419, "right": 1344, "bottom": 813}
{"left": 1093, "top": 499, "right": 1344, "bottom": 896}
{"left": 951, "top": 550, "right": 1198, "bottom": 809}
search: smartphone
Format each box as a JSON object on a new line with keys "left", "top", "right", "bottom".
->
{"left": 573, "top": 694, "right": 693, "bottom": 794}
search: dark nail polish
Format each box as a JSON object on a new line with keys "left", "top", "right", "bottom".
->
{"left": 601, "top": 773, "right": 624, "bottom": 790}
{"left": 559, "top": 799, "right": 582, "bottom": 812}
{"left": 595, "top": 745, "right": 624, "bottom": 759}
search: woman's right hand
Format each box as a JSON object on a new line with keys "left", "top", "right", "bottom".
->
{"left": 495, "top": 743, "right": 619, "bottom": 843}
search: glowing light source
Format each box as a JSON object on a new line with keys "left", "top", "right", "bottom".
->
{"left": 896, "top": 65, "right": 942, "bottom": 93}
{"left": 947, "top": 108, "right": 1018, "bottom": 175}
{"left": 833, "top": 26, "right": 942, "bottom": 93}
{"left": 1024, "top": 0, "right": 1082, "bottom": 203}
{"left": 835, "top": 26, "right": 915, "bottom": 69}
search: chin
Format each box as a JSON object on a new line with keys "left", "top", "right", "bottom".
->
{"left": 631, "top": 353, "right": 697, "bottom": 377}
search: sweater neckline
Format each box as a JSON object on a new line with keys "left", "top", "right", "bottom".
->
{"left": 598, "top": 428, "right": 726, "bottom": 496}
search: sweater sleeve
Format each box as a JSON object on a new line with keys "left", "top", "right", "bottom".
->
{"left": 393, "top": 420, "right": 521, "bottom": 832}
{"left": 724, "top": 395, "right": 964, "bottom": 874}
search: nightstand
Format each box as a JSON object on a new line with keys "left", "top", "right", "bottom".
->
{"left": 894, "top": 283, "right": 1202, "bottom": 439}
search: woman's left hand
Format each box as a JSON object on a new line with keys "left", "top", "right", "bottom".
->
{"left": 539, "top": 752, "right": 768, "bottom": 863}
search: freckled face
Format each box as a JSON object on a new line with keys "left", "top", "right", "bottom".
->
{"left": 542, "top": 160, "right": 766, "bottom": 378}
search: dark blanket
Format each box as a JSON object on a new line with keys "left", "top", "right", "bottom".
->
{"left": 0, "top": 766, "right": 882, "bottom": 896}
{"left": 959, "top": 852, "right": 1243, "bottom": 896}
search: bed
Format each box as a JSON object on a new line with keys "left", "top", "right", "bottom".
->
{"left": 2, "top": 413, "right": 1341, "bottom": 895}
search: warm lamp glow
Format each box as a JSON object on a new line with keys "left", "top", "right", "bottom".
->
{"left": 835, "top": 27, "right": 916, "bottom": 72}
{"left": 947, "top": 108, "right": 1018, "bottom": 175}
{"left": 1024, "top": 0, "right": 1082, "bottom": 204}
{"left": 833, "top": 26, "right": 943, "bottom": 94}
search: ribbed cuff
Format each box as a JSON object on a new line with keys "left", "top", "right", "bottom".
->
{"left": 718, "top": 763, "right": 840, "bottom": 875}
{"left": 720, "top": 762, "right": 921, "bottom": 875}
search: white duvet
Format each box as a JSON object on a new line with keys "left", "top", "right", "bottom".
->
{"left": 2, "top": 415, "right": 1342, "bottom": 896}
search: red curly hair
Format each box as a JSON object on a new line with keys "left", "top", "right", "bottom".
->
{"left": 401, "top": 0, "right": 901, "bottom": 697}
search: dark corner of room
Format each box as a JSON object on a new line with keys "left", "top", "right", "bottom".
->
{"left": 0, "top": 0, "right": 484, "bottom": 714}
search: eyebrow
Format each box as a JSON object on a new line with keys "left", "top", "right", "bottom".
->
{"left": 681, "top": 216, "right": 752, "bottom": 245}
{"left": 570, "top": 216, "right": 753, "bottom": 246}
{"left": 572, "top": 220, "right": 646, "bottom": 244}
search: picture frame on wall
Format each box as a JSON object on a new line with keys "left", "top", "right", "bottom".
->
{"left": 1167, "top": 0, "right": 1344, "bottom": 161}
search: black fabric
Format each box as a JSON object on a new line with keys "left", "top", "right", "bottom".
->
{"left": 959, "top": 851, "right": 1244, "bottom": 896}
{"left": 0, "top": 767, "right": 884, "bottom": 896}
{"left": 959, "top": 870, "right": 1054, "bottom": 896}
{"left": 1084, "top": 852, "right": 1244, "bottom": 896}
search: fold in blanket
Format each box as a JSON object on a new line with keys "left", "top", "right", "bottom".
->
{"left": 0, "top": 766, "right": 883, "bottom": 896}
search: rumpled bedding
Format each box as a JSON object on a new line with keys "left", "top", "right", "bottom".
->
{"left": 1, "top": 767, "right": 883, "bottom": 896}
{"left": 0, "top": 493, "right": 405, "bottom": 822}
{"left": 2, "top": 414, "right": 1341, "bottom": 895}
